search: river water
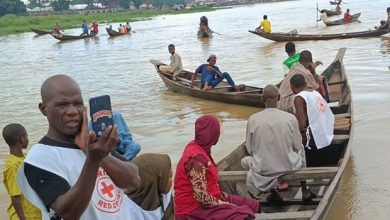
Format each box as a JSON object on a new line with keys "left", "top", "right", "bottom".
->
{"left": 1, "top": 0, "right": 389, "bottom": 218}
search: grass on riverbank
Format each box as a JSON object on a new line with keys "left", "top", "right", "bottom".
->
{"left": 0, "top": 6, "right": 215, "bottom": 36}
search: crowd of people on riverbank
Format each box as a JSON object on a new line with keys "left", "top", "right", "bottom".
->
{"left": 2, "top": 36, "right": 339, "bottom": 219}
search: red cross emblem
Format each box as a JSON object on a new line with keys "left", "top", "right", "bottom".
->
{"left": 101, "top": 182, "right": 114, "bottom": 198}
{"left": 316, "top": 96, "right": 326, "bottom": 114}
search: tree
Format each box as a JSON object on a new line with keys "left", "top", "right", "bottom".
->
{"left": 51, "top": 0, "right": 69, "bottom": 11}
{"left": 118, "top": 0, "right": 130, "bottom": 9}
{"left": 132, "top": 0, "right": 142, "bottom": 8}
{"left": 0, "top": 0, "right": 26, "bottom": 17}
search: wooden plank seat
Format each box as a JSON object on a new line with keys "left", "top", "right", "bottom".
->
{"left": 255, "top": 210, "right": 314, "bottom": 220}
{"left": 219, "top": 167, "right": 339, "bottom": 182}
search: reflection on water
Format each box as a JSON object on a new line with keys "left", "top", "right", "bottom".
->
{"left": 1, "top": 0, "right": 390, "bottom": 218}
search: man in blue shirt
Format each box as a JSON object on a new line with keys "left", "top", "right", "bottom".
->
{"left": 81, "top": 20, "right": 88, "bottom": 36}
{"left": 89, "top": 111, "right": 141, "bottom": 161}
{"left": 192, "top": 54, "right": 237, "bottom": 91}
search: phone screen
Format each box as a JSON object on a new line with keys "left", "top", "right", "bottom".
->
{"left": 89, "top": 95, "right": 114, "bottom": 138}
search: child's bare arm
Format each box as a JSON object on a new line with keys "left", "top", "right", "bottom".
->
{"left": 11, "top": 195, "right": 26, "bottom": 220}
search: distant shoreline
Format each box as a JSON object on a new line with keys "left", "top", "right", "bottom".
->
{"left": 0, "top": 6, "right": 216, "bottom": 37}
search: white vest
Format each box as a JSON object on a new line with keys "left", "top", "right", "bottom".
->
{"left": 17, "top": 143, "right": 165, "bottom": 220}
{"left": 293, "top": 90, "right": 334, "bottom": 149}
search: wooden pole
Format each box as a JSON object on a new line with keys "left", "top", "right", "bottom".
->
{"left": 316, "top": 3, "right": 319, "bottom": 26}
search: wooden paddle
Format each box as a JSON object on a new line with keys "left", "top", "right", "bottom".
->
{"left": 212, "top": 30, "right": 221, "bottom": 35}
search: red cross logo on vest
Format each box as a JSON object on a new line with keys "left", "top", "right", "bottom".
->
{"left": 101, "top": 182, "right": 114, "bottom": 198}
{"left": 91, "top": 167, "right": 122, "bottom": 213}
{"left": 316, "top": 96, "right": 326, "bottom": 114}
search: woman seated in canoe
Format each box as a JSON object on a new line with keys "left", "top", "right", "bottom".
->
{"left": 124, "top": 153, "right": 173, "bottom": 219}
{"left": 375, "top": 7, "right": 390, "bottom": 30}
{"left": 174, "top": 115, "right": 261, "bottom": 219}
{"left": 199, "top": 16, "right": 211, "bottom": 34}
{"left": 191, "top": 54, "right": 241, "bottom": 92}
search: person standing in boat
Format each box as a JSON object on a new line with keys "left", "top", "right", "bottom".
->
{"left": 343, "top": 9, "right": 351, "bottom": 23}
{"left": 290, "top": 74, "right": 335, "bottom": 166}
{"left": 283, "top": 42, "right": 301, "bottom": 75}
{"left": 81, "top": 20, "right": 88, "bottom": 36}
{"left": 174, "top": 115, "right": 260, "bottom": 219}
{"left": 317, "top": 10, "right": 329, "bottom": 24}
{"left": 241, "top": 85, "right": 315, "bottom": 203}
{"left": 159, "top": 44, "right": 183, "bottom": 76}
{"left": 256, "top": 15, "right": 271, "bottom": 33}
{"left": 192, "top": 54, "right": 239, "bottom": 91}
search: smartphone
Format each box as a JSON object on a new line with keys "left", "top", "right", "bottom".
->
{"left": 89, "top": 95, "right": 114, "bottom": 138}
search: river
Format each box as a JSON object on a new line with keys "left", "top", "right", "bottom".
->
{"left": 1, "top": 0, "right": 389, "bottom": 218}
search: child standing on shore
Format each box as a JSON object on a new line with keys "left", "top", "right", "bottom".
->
{"left": 2, "top": 123, "right": 41, "bottom": 220}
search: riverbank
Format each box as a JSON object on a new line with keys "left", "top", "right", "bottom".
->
{"left": 0, "top": 6, "right": 215, "bottom": 36}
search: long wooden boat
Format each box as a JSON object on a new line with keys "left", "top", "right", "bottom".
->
{"left": 150, "top": 60, "right": 264, "bottom": 107}
{"left": 324, "top": 13, "right": 361, "bottom": 26}
{"left": 217, "top": 48, "right": 352, "bottom": 220}
{"left": 249, "top": 29, "right": 390, "bottom": 42}
{"left": 51, "top": 32, "right": 97, "bottom": 41}
{"left": 31, "top": 28, "right": 52, "bottom": 35}
{"left": 106, "top": 28, "right": 129, "bottom": 37}
{"left": 329, "top": 1, "right": 339, "bottom": 5}
{"left": 322, "top": 9, "right": 341, "bottom": 16}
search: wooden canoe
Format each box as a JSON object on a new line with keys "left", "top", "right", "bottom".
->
{"left": 322, "top": 9, "right": 341, "bottom": 16}
{"left": 106, "top": 28, "right": 129, "bottom": 37}
{"left": 329, "top": 1, "right": 339, "bottom": 5}
{"left": 31, "top": 28, "right": 52, "bottom": 35}
{"left": 51, "top": 32, "right": 97, "bottom": 41}
{"left": 248, "top": 29, "right": 390, "bottom": 42}
{"left": 197, "top": 29, "right": 213, "bottom": 38}
{"left": 150, "top": 60, "right": 264, "bottom": 107}
{"left": 217, "top": 48, "right": 352, "bottom": 220}
{"left": 324, "top": 13, "right": 361, "bottom": 26}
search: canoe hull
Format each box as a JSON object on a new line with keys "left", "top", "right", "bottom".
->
{"left": 325, "top": 13, "right": 361, "bottom": 26}
{"left": 31, "top": 28, "right": 52, "bottom": 35}
{"left": 323, "top": 9, "right": 341, "bottom": 16}
{"left": 249, "top": 29, "right": 389, "bottom": 42}
{"left": 151, "top": 61, "right": 264, "bottom": 107}
{"left": 51, "top": 33, "right": 97, "bottom": 41}
{"left": 106, "top": 28, "right": 129, "bottom": 37}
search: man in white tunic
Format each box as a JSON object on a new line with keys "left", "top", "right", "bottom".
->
{"left": 291, "top": 74, "right": 335, "bottom": 166}
{"left": 242, "top": 85, "right": 314, "bottom": 202}
{"left": 17, "top": 75, "right": 150, "bottom": 220}
{"left": 159, "top": 44, "right": 183, "bottom": 76}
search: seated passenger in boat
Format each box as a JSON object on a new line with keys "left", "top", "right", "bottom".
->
{"left": 125, "top": 22, "right": 132, "bottom": 32}
{"left": 290, "top": 74, "right": 335, "bottom": 166}
{"left": 376, "top": 7, "right": 390, "bottom": 30}
{"left": 198, "top": 16, "right": 211, "bottom": 34}
{"left": 174, "top": 115, "right": 260, "bottom": 219}
{"left": 242, "top": 85, "right": 316, "bottom": 202}
{"left": 54, "top": 23, "right": 62, "bottom": 34}
{"left": 278, "top": 50, "right": 328, "bottom": 112}
{"left": 125, "top": 153, "right": 174, "bottom": 220}
{"left": 343, "top": 9, "right": 351, "bottom": 23}
{"left": 91, "top": 21, "right": 98, "bottom": 34}
{"left": 159, "top": 44, "right": 183, "bottom": 76}
{"left": 283, "top": 42, "right": 301, "bottom": 75}
{"left": 192, "top": 54, "right": 239, "bottom": 91}
{"left": 255, "top": 15, "right": 271, "bottom": 33}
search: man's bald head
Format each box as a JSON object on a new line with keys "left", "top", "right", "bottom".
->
{"left": 263, "top": 85, "right": 279, "bottom": 108}
{"left": 41, "top": 74, "right": 81, "bottom": 103}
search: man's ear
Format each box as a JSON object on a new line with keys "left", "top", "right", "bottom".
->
{"left": 39, "top": 102, "right": 47, "bottom": 116}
